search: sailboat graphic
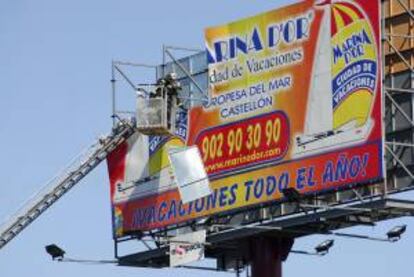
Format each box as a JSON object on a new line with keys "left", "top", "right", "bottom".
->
{"left": 293, "top": 0, "right": 378, "bottom": 158}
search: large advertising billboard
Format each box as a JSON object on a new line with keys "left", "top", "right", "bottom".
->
{"left": 107, "top": 0, "right": 383, "bottom": 237}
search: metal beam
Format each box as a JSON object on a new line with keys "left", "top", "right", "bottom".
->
{"left": 385, "top": 89, "right": 414, "bottom": 126}
{"left": 396, "top": 0, "right": 414, "bottom": 20}
{"left": 385, "top": 38, "right": 414, "bottom": 73}
{"left": 385, "top": 144, "right": 414, "bottom": 180}
{"left": 164, "top": 49, "right": 208, "bottom": 98}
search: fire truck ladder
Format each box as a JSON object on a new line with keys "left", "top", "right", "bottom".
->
{"left": 0, "top": 119, "right": 135, "bottom": 250}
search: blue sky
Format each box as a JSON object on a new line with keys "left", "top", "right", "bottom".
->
{"left": 0, "top": 0, "right": 413, "bottom": 276}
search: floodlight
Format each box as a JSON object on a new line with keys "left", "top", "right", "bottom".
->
{"left": 45, "top": 244, "right": 65, "bottom": 260}
{"left": 314, "top": 239, "right": 334, "bottom": 255}
{"left": 282, "top": 188, "right": 302, "bottom": 202}
{"left": 386, "top": 225, "right": 407, "bottom": 242}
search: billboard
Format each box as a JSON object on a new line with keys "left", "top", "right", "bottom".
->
{"left": 107, "top": 0, "right": 383, "bottom": 237}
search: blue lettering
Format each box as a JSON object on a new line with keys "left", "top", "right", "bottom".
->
{"left": 207, "top": 189, "right": 219, "bottom": 210}
{"left": 307, "top": 166, "right": 316, "bottom": 187}
{"left": 279, "top": 172, "right": 289, "bottom": 192}
{"left": 229, "top": 184, "right": 238, "bottom": 205}
{"left": 158, "top": 202, "right": 167, "bottom": 222}
{"left": 195, "top": 198, "right": 205, "bottom": 213}
{"left": 167, "top": 200, "right": 177, "bottom": 220}
{"left": 245, "top": 180, "right": 254, "bottom": 201}
{"left": 323, "top": 161, "right": 334, "bottom": 184}
{"left": 178, "top": 201, "right": 186, "bottom": 217}
{"left": 254, "top": 178, "right": 264, "bottom": 199}
{"left": 266, "top": 176, "right": 277, "bottom": 196}
{"left": 219, "top": 186, "right": 228, "bottom": 207}
{"left": 349, "top": 157, "right": 361, "bottom": 178}
{"left": 361, "top": 153, "right": 369, "bottom": 176}
{"left": 335, "top": 155, "right": 348, "bottom": 181}
{"left": 209, "top": 12, "right": 312, "bottom": 64}
{"left": 296, "top": 168, "right": 306, "bottom": 189}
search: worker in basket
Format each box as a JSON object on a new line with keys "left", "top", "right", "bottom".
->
{"left": 152, "top": 72, "right": 182, "bottom": 129}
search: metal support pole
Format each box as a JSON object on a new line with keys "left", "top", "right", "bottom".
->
{"left": 164, "top": 49, "right": 207, "bottom": 97}
{"left": 113, "top": 61, "right": 156, "bottom": 68}
{"left": 114, "top": 239, "right": 119, "bottom": 259}
{"left": 111, "top": 61, "right": 116, "bottom": 127}
{"left": 384, "top": 86, "right": 414, "bottom": 94}
{"left": 164, "top": 45, "right": 203, "bottom": 53}
{"left": 381, "top": 3, "right": 388, "bottom": 195}
{"left": 162, "top": 44, "right": 166, "bottom": 77}
{"left": 248, "top": 237, "right": 294, "bottom": 277}
{"left": 113, "top": 65, "right": 138, "bottom": 91}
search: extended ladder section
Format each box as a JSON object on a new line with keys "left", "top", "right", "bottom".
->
{"left": 0, "top": 120, "right": 135, "bottom": 250}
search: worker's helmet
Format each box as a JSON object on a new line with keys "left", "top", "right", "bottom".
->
{"left": 166, "top": 72, "right": 177, "bottom": 81}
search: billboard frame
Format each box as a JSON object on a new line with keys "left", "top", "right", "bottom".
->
{"left": 109, "top": 0, "right": 414, "bottom": 271}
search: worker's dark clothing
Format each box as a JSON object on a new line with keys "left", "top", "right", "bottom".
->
{"left": 151, "top": 76, "right": 182, "bottom": 130}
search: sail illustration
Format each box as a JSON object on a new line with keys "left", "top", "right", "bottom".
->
{"left": 304, "top": 4, "right": 332, "bottom": 135}
{"left": 293, "top": 0, "right": 378, "bottom": 157}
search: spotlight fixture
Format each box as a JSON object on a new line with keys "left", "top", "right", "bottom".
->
{"left": 291, "top": 239, "right": 335, "bottom": 256}
{"left": 45, "top": 244, "right": 65, "bottom": 260}
{"left": 386, "top": 225, "right": 407, "bottom": 242}
{"left": 282, "top": 188, "right": 302, "bottom": 202}
{"left": 314, "top": 239, "right": 334, "bottom": 255}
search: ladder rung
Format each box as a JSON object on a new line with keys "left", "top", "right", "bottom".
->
{"left": 0, "top": 123, "right": 134, "bottom": 250}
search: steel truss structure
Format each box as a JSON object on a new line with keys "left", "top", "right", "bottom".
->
{"left": 383, "top": 0, "right": 414, "bottom": 194}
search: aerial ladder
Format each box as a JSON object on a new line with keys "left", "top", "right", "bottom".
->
{"left": 0, "top": 71, "right": 185, "bottom": 250}
{"left": 0, "top": 119, "right": 135, "bottom": 250}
